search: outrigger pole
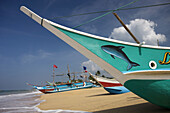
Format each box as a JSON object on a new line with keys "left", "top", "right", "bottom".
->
{"left": 113, "top": 13, "right": 140, "bottom": 44}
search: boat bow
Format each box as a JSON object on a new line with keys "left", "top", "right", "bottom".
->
{"left": 20, "top": 6, "right": 170, "bottom": 108}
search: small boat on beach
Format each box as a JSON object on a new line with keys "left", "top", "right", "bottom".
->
{"left": 28, "top": 82, "right": 93, "bottom": 94}
{"left": 20, "top": 6, "right": 170, "bottom": 108}
{"left": 27, "top": 65, "right": 94, "bottom": 94}
{"left": 90, "top": 74, "right": 121, "bottom": 87}
{"left": 89, "top": 73, "right": 129, "bottom": 94}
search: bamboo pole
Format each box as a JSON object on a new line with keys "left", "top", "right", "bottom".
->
{"left": 53, "top": 66, "right": 55, "bottom": 84}
{"left": 157, "top": 39, "right": 159, "bottom": 46}
{"left": 113, "top": 13, "right": 140, "bottom": 44}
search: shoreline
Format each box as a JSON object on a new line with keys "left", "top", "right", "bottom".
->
{"left": 37, "top": 87, "right": 169, "bottom": 113}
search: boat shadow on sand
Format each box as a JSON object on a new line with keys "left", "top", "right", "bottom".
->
{"left": 94, "top": 102, "right": 170, "bottom": 113}
{"left": 87, "top": 92, "right": 140, "bottom": 97}
{"left": 87, "top": 93, "right": 126, "bottom": 97}
{"left": 87, "top": 93, "right": 169, "bottom": 113}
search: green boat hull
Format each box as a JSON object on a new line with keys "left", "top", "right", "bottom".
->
{"left": 125, "top": 79, "right": 170, "bottom": 108}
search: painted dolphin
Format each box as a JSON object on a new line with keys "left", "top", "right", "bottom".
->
{"left": 101, "top": 45, "right": 140, "bottom": 71}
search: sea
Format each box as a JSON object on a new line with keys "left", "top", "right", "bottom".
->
{"left": 0, "top": 90, "right": 90, "bottom": 113}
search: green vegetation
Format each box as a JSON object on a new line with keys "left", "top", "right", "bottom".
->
{"left": 95, "top": 70, "right": 101, "bottom": 76}
{"left": 88, "top": 75, "right": 95, "bottom": 81}
{"left": 71, "top": 79, "right": 83, "bottom": 83}
{"left": 55, "top": 81, "right": 62, "bottom": 84}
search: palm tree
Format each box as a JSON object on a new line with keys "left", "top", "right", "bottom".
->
{"left": 95, "top": 70, "right": 101, "bottom": 76}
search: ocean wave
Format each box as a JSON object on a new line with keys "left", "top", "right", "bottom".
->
{"left": 0, "top": 90, "right": 91, "bottom": 113}
{"left": 0, "top": 90, "right": 41, "bottom": 99}
{"left": 0, "top": 105, "right": 91, "bottom": 113}
{"left": 35, "top": 107, "right": 91, "bottom": 113}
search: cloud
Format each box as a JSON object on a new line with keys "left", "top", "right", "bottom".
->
{"left": 43, "top": 0, "right": 57, "bottom": 13}
{"left": 81, "top": 60, "right": 111, "bottom": 77}
{"left": 21, "top": 50, "right": 53, "bottom": 64}
{"left": 109, "top": 19, "right": 166, "bottom": 45}
{"left": 81, "top": 60, "right": 103, "bottom": 72}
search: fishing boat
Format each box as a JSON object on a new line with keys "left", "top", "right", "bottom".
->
{"left": 27, "top": 83, "right": 55, "bottom": 93}
{"left": 27, "top": 65, "right": 94, "bottom": 93}
{"left": 27, "top": 74, "right": 94, "bottom": 94}
{"left": 20, "top": 6, "right": 170, "bottom": 108}
{"left": 28, "top": 82, "right": 93, "bottom": 94}
{"left": 89, "top": 73, "right": 129, "bottom": 94}
{"left": 90, "top": 74, "right": 122, "bottom": 87}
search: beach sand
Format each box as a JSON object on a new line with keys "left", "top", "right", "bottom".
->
{"left": 37, "top": 87, "right": 169, "bottom": 113}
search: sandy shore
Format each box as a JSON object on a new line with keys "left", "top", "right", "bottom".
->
{"left": 37, "top": 87, "right": 169, "bottom": 113}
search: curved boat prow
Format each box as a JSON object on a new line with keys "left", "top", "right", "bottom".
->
{"left": 20, "top": 6, "right": 43, "bottom": 24}
{"left": 20, "top": 6, "right": 170, "bottom": 108}
{"left": 20, "top": 6, "right": 124, "bottom": 82}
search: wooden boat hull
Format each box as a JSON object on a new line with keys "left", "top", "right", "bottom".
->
{"left": 29, "top": 82, "right": 93, "bottom": 94}
{"left": 38, "top": 88, "right": 55, "bottom": 93}
{"left": 125, "top": 79, "right": 170, "bottom": 108}
{"left": 90, "top": 74, "right": 130, "bottom": 94}
{"left": 21, "top": 6, "right": 170, "bottom": 108}
{"left": 93, "top": 75, "right": 122, "bottom": 87}
{"left": 45, "top": 83, "right": 93, "bottom": 93}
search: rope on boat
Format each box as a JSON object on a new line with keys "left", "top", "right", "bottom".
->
{"left": 51, "top": 2, "right": 170, "bottom": 19}
{"left": 72, "top": 0, "right": 140, "bottom": 28}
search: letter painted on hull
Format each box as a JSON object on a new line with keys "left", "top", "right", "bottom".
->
{"left": 159, "top": 52, "right": 170, "bottom": 64}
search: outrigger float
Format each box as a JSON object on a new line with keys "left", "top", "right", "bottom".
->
{"left": 20, "top": 6, "right": 170, "bottom": 108}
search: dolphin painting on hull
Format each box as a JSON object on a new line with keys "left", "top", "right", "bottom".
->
{"left": 101, "top": 45, "right": 140, "bottom": 71}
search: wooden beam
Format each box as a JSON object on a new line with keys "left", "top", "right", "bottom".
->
{"left": 113, "top": 13, "right": 140, "bottom": 44}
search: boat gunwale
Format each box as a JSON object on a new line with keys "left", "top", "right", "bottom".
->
{"left": 46, "top": 19, "right": 170, "bottom": 50}
{"left": 94, "top": 76, "right": 119, "bottom": 83}
{"left": 123, "top": 69, "right": 170, "bottom": 75}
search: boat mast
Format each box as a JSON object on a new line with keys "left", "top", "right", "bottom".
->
{"left": 113, "top": 13, "right": 140, "bottom": 44}
{"left": 67, "top": 64, "right": 71, "bottom": 80}
{"left": 53, "top": 66, "right": 55, "bottom": 84}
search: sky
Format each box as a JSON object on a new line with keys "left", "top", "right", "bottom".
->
{"left": 0, "top": 0, "right": 170, "bottom": 90}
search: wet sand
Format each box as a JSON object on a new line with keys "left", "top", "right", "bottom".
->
{"left": 37, "top": 87, "right": 169, "bottom": 113}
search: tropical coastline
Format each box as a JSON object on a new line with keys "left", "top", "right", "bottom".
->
{"left": 0, "top": 90, "right": 89, "bottom": 113}
{"left": 37, "top": 87, "right": 169, "bottom": 113}
{"left": 1, "top": 0, "right": 170, "bottom": 112}
{"left": 0, "top": 88, "right": 169, "bottom": 113}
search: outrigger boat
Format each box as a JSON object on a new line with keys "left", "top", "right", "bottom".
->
{"left": 28, "top": 82, "right": 93, "bottom": 94}
{"left": 89, "top": 73, "right": 129, "bottom": 94}
{"left": 27, "top": 65, "right": 94, "bottom": 94}
{"left": 21, "top": 6, "right": 170, "bottom": 108}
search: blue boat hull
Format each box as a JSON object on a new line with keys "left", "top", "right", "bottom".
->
{"left": 104, "top": 86, "right": 130, "bottom": 94}
{"left": 33, "top": 82, "right": 94, "bottom": 93}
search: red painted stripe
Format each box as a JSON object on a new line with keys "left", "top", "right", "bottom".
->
{"left": 39, "top": 88, "right": 55, "bottom": 93}
{"left": 99, "top": 81, "right": 122, "bottom": 87}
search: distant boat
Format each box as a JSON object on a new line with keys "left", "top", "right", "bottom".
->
{"left": 89, "top": 73, "right": 129, "bottom": 94}
{"left": 28, "top": 82, "right": 93, "bottom": 93}
{"left": 21, "top": 6, "right": 170, "bottom": 108}
{"left": 27, "top": 64, "right": 94, "bottom": 94}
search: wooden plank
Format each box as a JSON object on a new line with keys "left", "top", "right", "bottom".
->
{"left": 113, "top": 13, "right": 140, "bottom": 44}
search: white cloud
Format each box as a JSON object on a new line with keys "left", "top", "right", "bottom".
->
{"left": 81, "top": 60, "right": 111, "bottom": 77}
{"left": 109, "top": 19, "right": 166, "bottom": 45}
{"left": 81, "top": 60, "right": 103, "bottom": 72}
{"left": 21, "top": 50, "right": 53, "bottom": 64}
